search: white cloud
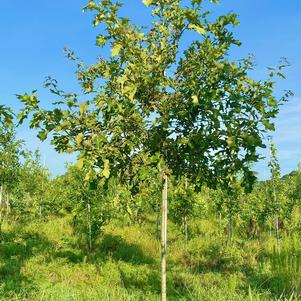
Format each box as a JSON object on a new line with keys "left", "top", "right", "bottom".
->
{"left": 278, "top": 96, "right": 301, "bottom": 115}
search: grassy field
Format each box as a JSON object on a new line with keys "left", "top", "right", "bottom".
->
{"left": 0, "top": 216, "right": 299, "bottom": 301}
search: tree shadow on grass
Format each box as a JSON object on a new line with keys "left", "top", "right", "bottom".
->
{"left": 0, "top": 229, "right": 53, "bottom": 298}
{"left": 119, "top": 267, "right": 161, "bottom": 294}
{"left": 97, "top": 234, "right": 155, "bottom": 265}
{"left": 94, "top": 234, "right": 162, "bottom": 294}
{"left": 52, "top": 249, "right": 84, "bottom": 264}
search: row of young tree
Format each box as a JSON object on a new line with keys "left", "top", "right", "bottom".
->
{"left": 1, "top": 115, "right": 301, "bottom": 252}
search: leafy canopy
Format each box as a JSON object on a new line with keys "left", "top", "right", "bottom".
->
{"left": 0, "top": 105, "right": 14, "bottom": 127}
{"left": 18, "top": 0, "right": 290, "bottom": 191}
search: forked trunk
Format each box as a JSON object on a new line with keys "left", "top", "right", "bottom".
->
{"left": 161, "top": 173, "right": 168, "bottom": 301}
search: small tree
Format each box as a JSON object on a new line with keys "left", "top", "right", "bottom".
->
{"left": 13, "top": 149, "right": 49, "bottom": 220}
{"left": 18, "top": 1, "right": 290, "bottom": 299}
{"left": 0, "top": 123, "right": 23, "bottom": 233}
{"left": 169, "top": 178, "right": 200, "bottom": 249}
{"left": 58, "top": 165, "right": 112, "bottom": 252}
{"left": 268, "top": 137, "right": 282, "bottom": 253}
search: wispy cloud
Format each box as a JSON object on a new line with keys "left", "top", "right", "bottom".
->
{"left": 278, "top": 96, "right": 301, "bottom": 115}
{"left": 254, "top": 96, "right": 301, "bottom": 178}
{"left": 273, "top": 96, "right": 301, "bottom": 144}
{"left": 279, "top": 149, "right": 301, "bottom": 160}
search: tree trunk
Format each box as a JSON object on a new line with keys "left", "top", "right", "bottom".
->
{"left": 272, "top": 185, "right": 280, "bottom": 254}
{"left": 161, "top": 173, "right": 168, "bottom": 301}
{"left": 87, "top": 202, "right": 92, "bottom": 251}
{"left": 219, "top": 213, "right": 222, "bottom": 236}
{"left": 227, "top": 218, "right": 232, "bottom": 244}
{"left": 183, "top": 180, "right": 188, "bottom": 250}
{"left": 184, "top": 215, "right": 188, "bottom": 251}
{"left": 6, "top": 191, "right": 10, "bottom": 216}
{"left": 156, "top": 201, "right": 160, "bottom": 240}
{"left": 276, "top": 216, "right": 280, "bottom": 255}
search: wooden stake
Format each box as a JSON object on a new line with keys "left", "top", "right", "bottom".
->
{"left": 161, "top": 173, "right": 168, "bottom": 301}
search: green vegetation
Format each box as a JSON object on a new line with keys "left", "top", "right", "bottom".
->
{"left": 1, "top": 145, "right": 301, "bottom": 300}
{"left": 0, "top": 0, "right": 298, "bottom": 300}
{"left": 0, "top": 124, "right": 301, "bottom": 301}
{"left": 1, "top": 200, "right": 301, "bottom": 301}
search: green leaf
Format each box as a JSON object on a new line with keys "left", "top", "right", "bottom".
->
{"left": 122, "top": 84, "right": 137, "bottom": 101}
{"left": 117, "top": 75, "right": 127, "bottom": 88}
{"left": 138, "top": 167, "right": 151, "bottom": 180}
{"left": 37, "top": 130, "right": 48, "bottom": 141}
{"left": 112, "top": 43, "right": 122, "bottom": 57}
{"left": 143, "top": 0, "right": 153, "bottom": 7}
{"left": 262, "top": 120, "right": 275, "bottom": 131}
{"left": 83, "top": 1, "right": 97, "bottom": 11}
{"left": 103, "top": 68, "right": 110, "bottom": 78}
{"left": 267, "top": 98, "right": 278, "bottom": 107}
{"left": 76, "top": 133, "right": 84, "bottom": 145}
{"left": 226, "top": 136, "right": 235, "bottom": 147}
{"left": 84, "top": 172, "right": 91, "bottom": 182}
{"left": 191, "top": 95, "right": 199, "bottom": 105}
{"left": 76, "top": 158, "right": 84, "bottom": 170}
{"left": 79, "top": 103, "right": 87, "bottom": 115}
{"left": 96, "top": 35, "right": 106, "bottom": 47}
{"left": 61, "top": 120, "right": 70, "bottom": 128}
{"left": 129, "top": 86, "right": 137, "bottom": 101}
{"left": 188, "top": 24, "right": 206, "bottom": 35}
{"left": 102, "top": 159, "right": 110, "bottom": 178}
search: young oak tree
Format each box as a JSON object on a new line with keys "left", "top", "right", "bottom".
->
{"left": 18, "top": 0, "right": 290, "bottom": 299}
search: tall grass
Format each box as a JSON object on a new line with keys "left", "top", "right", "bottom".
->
{"left": 0, "top": 216, "right": 300, "bottom": 300}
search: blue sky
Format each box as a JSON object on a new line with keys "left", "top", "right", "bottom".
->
{"left": 1, "top": 0, "right": 300, "bottom": 179}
